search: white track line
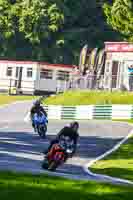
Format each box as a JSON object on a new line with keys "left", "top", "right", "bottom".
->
{"left": 23, "top": 111, "right": 133, "bottom": 184}
{"left": 0, "top": 104, "right": 10, "bottom": 109}
{"left": 0, "top": 150, "right": 42, "bottom": 160}
{"left": 0, "top": 100, "right": 32, "bottom": 110}
{"left": 1, "top": 103, "right": 133, "bottom": 184}
{"left": 0, "top": 126, "right": 9, "bottom": 130}
{"left": 83, "top": 128, "right": 133, "bottom": 185}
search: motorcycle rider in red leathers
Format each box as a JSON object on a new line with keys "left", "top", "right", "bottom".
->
{"left": 44, "top": 121, "right": 79, "bottom": 158}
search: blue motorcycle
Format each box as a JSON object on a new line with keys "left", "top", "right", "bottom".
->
{"left": 33, "top": 111, "right": 48, "bottom": 138}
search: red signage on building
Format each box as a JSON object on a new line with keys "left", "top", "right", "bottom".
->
{"left": 105, "top": 42, "right": 133, "bottom": 52}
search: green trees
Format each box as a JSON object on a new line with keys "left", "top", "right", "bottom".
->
{"left": 19, "top": 0, "right": 64, "bottom": 44}
{"left": 0, "top": 0, "right": 64, "bottom": 60}
{"left": 104, "top": 0, "right": 133, "bottom": 41}
{"left": 0, "top": 0, "right": 121, "bottom": 63}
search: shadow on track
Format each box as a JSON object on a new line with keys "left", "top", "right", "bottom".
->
{"left": 0, "top": 131, "right": 122, "bottom": 176}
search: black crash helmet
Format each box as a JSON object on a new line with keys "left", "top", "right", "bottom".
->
{"left": 70, "top": 121, "right": 79, "bottom": 129}
{"left": 33, "top": 100, "right": 40, "bottom": 106}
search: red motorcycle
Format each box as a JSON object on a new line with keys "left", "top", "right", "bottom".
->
{"left": 42, "top": 137, "right": 73, "bottom": 171}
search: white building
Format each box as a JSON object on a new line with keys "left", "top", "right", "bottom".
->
{"left": 104, "top": 42, "right": 133, "bottom": 91}
{"left": 0, "top": 60, "right": 74, "bottom": 94}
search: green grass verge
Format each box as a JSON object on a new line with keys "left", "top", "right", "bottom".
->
{"left": 113, "top": 119, "right": 133, "bottom": 124}
{"left": 0, "top": 171, "right": 132, "bottom": 200}
{"left": 90, "top": 135, "right": 133, "bottom": 182}
{"left": 1, "top": 91, "right": 133, "bottom": 106}
{"left": 0, "top": 95, "right": 36, "bottom": 105}
{"left": 44, "top": 90, "right": 133, "bottom": 105}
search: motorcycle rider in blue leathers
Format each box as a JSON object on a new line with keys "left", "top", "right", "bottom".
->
{"left": 30, "top": 100, "right": 48, "bottom": 128}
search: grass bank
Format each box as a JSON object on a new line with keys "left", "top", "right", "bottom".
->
{"left": 44, "top": 90, "right": 133, "bottom": 105}
{"left": 1, "top": 91, "right": 133, "bottom": 106}
{"left": 113, "top": 119, "right": 133, "bottom": 124}
{"left": 0, "top": 95, "right": 36, "bottom": 105}
{"left": 90, "top": 135, "right": 133, "bottom": 182}
{"left": 0, "top": 171, "right": 132, "bottom": 200}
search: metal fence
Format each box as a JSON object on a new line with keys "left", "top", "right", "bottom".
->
{"left": 0, "top": 78, "right": 70, "bottom": 95}
{"left": 66, "top": 74, "right": 133, "bottom": 91}
{"left": 66, "top": 75, "right": 104, "bottom": 90}
{"left": 0, "top": 78, "right": 35, "bottom": 95}
{"left": 109, "top": 74, "right": 133, "bottom": 91}
{"left": 1, "top": 74, "right": 133, "bottom": 95}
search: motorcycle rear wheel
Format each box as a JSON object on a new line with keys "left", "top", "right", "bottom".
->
{"left": 38, "top": 124, "right": 47, "bottom": 138}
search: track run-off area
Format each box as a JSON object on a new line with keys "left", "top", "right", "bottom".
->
{"left": 0, "top": 101, "right": 132, "bottom": 184}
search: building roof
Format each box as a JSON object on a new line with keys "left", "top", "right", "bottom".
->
{"left": 104, "top": 42, "right": 133, "bottom": 52}
{"left": 0, "top": 60, "right": 75, "bottom": 69}
{"left": 104, "top": 42, "right": 133, "bottom": 44}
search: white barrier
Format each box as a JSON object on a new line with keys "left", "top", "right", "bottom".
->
{"left": 112, "top": 105, "right": 132, "bottom": 119}
{"left": 75, "top": 105, "right": 94, "bottom": 120}
{"left": 42, "top": 105, "right": 133, "bottom": 120}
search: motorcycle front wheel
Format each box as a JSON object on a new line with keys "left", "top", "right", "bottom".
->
{"left": 48, "top": 161, "right": 58, "bottom": 171}
{"left": 42, "top": 159, "right": 49, "bottom": 170}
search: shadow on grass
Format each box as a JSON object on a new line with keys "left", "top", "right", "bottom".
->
{"left": 102, "top": 138, "right": 133, "bottom": 160}
{"left": 91, "top": 167, "right": 133, "bottom": 182}
{"left": 91, "top": 137, "right": 133, "bottom": 181}
{"left": 0, "top": 171, "right": 133, "bottom": 200}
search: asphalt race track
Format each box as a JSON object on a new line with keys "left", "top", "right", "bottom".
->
{"left": 0, "top": 102, "right": 132, "bottom": 182}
